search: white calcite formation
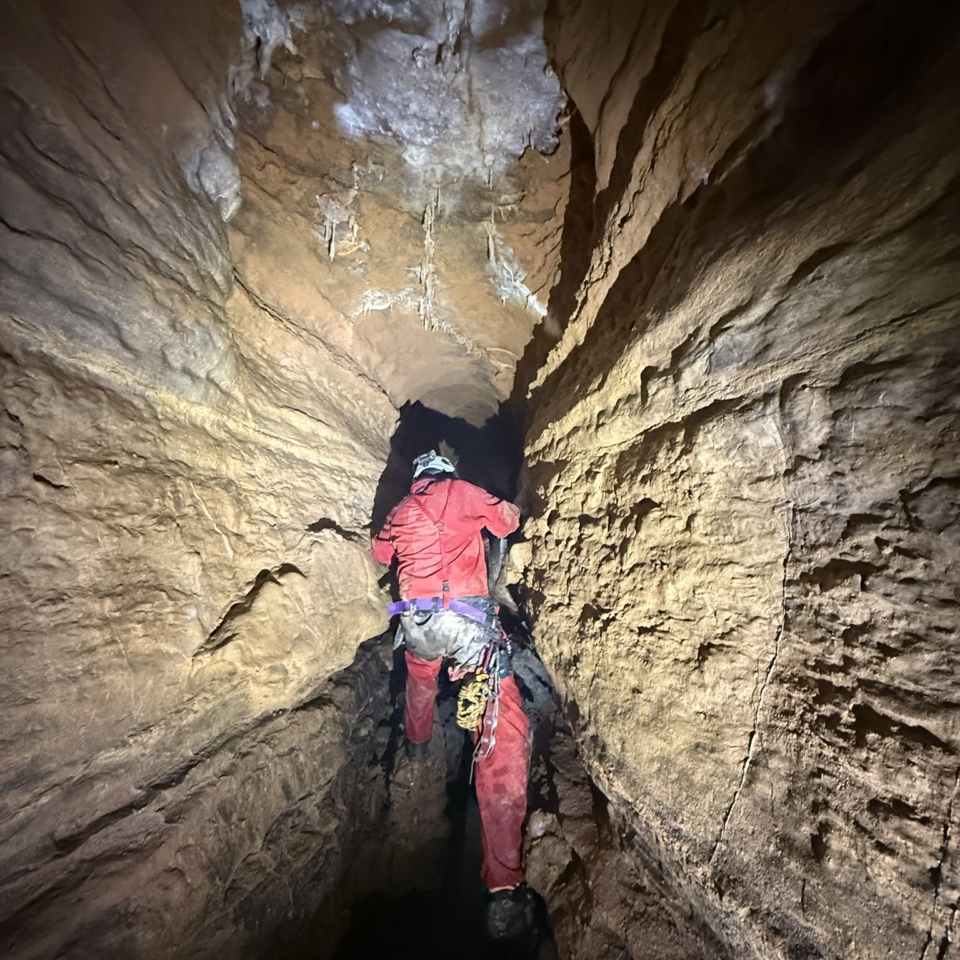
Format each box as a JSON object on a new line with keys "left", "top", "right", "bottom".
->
{"left": 331, "top": 0, "right": 564, "bottom": 186}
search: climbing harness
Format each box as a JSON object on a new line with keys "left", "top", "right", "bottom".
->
{"left": 381, "top": 481, "right": 513, "bottom": 775}
{"left": 387, "top": 596, "right": 494, "bottom": 623}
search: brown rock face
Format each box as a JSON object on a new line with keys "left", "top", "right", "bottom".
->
{"left": 523, "top": 1, "right": 960, "bottom": 958}
{"left": 1, "top": 0, "right": 565, "bottom": 955}
{"left": 0, "top": 3, "right": 395, "bottom": 954}
{"left": 2, "top": 0, "right": 959, "bottom": 958}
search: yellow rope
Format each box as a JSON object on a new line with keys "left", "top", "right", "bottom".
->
{"left": 457, "top": 672, "right": 491, "bottom": 730}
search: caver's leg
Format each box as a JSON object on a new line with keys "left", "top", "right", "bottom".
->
{"left": 404, "top": 651, "right": 443, "bottom": 752}
{"left": 474, "top": 675, "right": 530, "bottom": 890}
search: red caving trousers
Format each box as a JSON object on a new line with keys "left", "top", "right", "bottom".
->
{"left": 404, "top": 650, "right": 530, "bottom": 890}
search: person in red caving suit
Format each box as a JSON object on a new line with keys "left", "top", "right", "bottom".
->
{"left": 372, "top": 450, "right": 534, "bottom": 940}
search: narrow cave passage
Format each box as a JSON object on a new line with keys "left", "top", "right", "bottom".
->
{"left": 371, "top": 402, "right": 525, "bottom": 531}
{"left": 322, "top": 637, "right": 557, "bottom": 960}
{"left": 286, "top": 401, "right": 720, "bottom": 960}
{"left": 2, "top": 2, "right": 960, "bottom": 960}
{"left": 317, "top": 403, "right": 556, "bottom": 960}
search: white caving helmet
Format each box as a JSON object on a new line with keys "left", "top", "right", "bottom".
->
{"left": 412, "top": 450, "right": 457, "bottom": 479}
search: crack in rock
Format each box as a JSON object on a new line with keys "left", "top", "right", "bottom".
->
{"left": 711, "top": 504, "right": 794, "bottom": 866}
{"left": 306, "top": 517, "right": 366, "bottom": 542}
{"left": 194, "top": 562, "right": 306, "bottom": 657}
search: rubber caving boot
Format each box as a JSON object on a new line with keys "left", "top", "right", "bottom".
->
{"left": 485, "top": 883, "right": 536, "bottom": 941}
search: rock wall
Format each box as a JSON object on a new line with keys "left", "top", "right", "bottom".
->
{"left": 0, "top": 2, "right": 393, "bottom": 955}
{"left": 0, "top": 0, "right": 571, "bottom": 954}
{"left": 523, "top": 647, "right": 733, "bottom": 960}
{"left": 524, "top": 1, "right": 960, "bottom": 958}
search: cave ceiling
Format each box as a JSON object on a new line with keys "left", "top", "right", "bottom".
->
{"left": 229, "top": 0, "right": 567, "bottom": 424}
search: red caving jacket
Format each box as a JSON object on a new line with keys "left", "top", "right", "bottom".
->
{"left": 372, "top": 476, "right": 520, "bottom": 600}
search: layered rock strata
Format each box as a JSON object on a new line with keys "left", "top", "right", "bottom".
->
{"left": 523, "top": 1, "right": 960, "bottom": 958}
{"left": 0, "top": 0, "right": 566, "bottom": 955}
{"left": 523, "top": 647, "right": 731, "bottom": 960}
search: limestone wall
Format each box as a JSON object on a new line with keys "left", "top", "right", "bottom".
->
{"left": 0, "top": 3, "right": 391, "bottom": 955}
{"left": 524, "top": 1, "right": 960, "bottom": 957}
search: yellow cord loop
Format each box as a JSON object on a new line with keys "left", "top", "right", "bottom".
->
{"left": 457, "top": 671, "right": 491, "bottom": 730}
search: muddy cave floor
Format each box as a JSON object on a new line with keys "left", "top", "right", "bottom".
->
{"left": 320, "top": 633, "right": 563, "bottom": 960}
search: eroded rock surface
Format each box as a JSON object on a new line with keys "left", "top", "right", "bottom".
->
{"left": 1, "top": 4, "right": 395, "bottom": 952}
{"left": 0, "top": 0, "right": 566, "bottom": 955}
{"left": 4, "top": 0, "right": 960, "bottom": 958}
{"left": 522, "top": 2, "right": 960, "bottom": 958}
{"left": 521, "top": 644, "right": 729, "bottom": 960}
{"left": 228, "top": 0, "right": 568, "bottom": 424}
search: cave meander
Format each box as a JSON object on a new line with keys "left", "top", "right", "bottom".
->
{"left": 1, "top": 1, "right": 959, "bottom": 959}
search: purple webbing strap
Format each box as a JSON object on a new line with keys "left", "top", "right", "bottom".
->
{"left": 387, "top": 597, "right": 441, "bottom": 616}
{"left": 387, "top": 597, "right": 490, "bottom": 624}
{"left": 447, "top": 598, "right": 489, "bottom": 624}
